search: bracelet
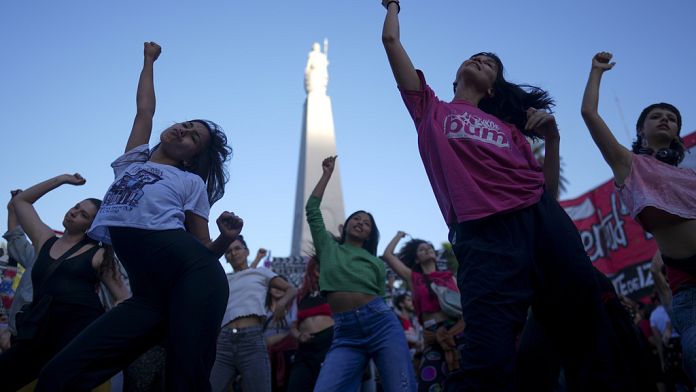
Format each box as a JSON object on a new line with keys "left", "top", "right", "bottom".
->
{"left": 386, "top": 0, "right": 400, "bottom": 13}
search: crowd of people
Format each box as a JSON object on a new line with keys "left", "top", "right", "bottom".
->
{"left": 0, "top": 1, "right": 695, "bottom": 391}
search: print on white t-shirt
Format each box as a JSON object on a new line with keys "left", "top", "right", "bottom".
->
{"left": 444, "top": 112, "right": 510, "bottom": 148}
{"left": 101, "top": 168, "right": 164, "bottom": 214}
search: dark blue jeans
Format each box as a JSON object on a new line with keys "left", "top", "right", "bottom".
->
{"left": 448, "top": 192, "right": 616, "bottom": 392}
{"left": 313, "top": 298, "right": 417, "bottom": 391}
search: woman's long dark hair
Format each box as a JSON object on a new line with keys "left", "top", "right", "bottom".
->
{"left": 151, "top": 119, "right": 232, "bottom": 205}
{"left": 456, "top": 52, "right": 555, "bottom": 138}
{"left": 338, "top": 210, "right": 380, "bottom": 256}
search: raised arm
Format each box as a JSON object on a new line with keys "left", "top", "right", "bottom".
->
{"left": 310, "top": 156, "right": 336, "bottom": 200}
{"left": 382, "top": 231, "right": 413, "bottom": 281}
{"left": 306, "top": 157, "right": 339, "bottom": 255}
{"left": 11, "top": 174, "right": 87, "bottom": 252}
{"left": 7, "top": 190, "right": 21, "bottom": 231}
{"left": 125, "top": 42, "right": 161, "bottom": 153}
{"left": 381, "top": 0, "right": 420, "bottom": 91}
{"left": 250, "top": 248, "right": 268, "bottom": 269}
{"left": 526, "top": 108, "right": 561, "bottom": 199}
{"left": 5, "top": 190, "right": 36, "bottom": 268}
{"left": 580, "top": 52, "right": 632, "bottom": 184}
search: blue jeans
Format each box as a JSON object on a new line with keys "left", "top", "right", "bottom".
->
{"left": 672, "top": 286, "right": 696, "bottom": 384}
{"left": 314, "top": 298, "right": 416, "bottom": 392}
{"left": 209, "top": 325, "right": 271, "bottom": 392}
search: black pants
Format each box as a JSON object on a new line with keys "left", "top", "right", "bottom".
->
{"left": 446, "top": 192, "right": 617, "bottom": 392}
{"left": 0, "top": 303, "right": 103, "bottom": 392}
{"left": 35, "top": 228, "right": 229, "bottom": 392}
{"left": 516, "top": 269, "right": 659, "bottom": 392}
{"left": 287, "top": 326, "right": 333, "bottom": 392}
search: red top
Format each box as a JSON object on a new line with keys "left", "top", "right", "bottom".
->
{"left": 411, "top": 270, "right": 459, "bottom": 317}
{"left": 296, "top": 293, "right": 332, "bottom": 324}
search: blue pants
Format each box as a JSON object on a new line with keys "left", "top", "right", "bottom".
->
{"left": 209, "top": 325, "right": 271, "bottom": 392}
{"left": 449, "top": 192, "right": 616, "bottom": 392}
{"left": 313, "top": 298, "right": 417, "bottom": 392}
{"left": 672, "top": 286, "right": 696, "bottom": 384}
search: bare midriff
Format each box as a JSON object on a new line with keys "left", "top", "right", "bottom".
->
{"left": 299, "top": 315, "right": 334, "bottom": 334}
{"left": 639, "top": 209, "right": 696, "bottom": 258}
{"left": 225, "top": 315, "right": 263, "bottom": 329}
{"left": 327, "top": 291, "right": 377, "bottom": 313}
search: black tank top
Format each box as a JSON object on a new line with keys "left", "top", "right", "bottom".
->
{"left": 31, "top": 236, "right": 103, "bottom": 310}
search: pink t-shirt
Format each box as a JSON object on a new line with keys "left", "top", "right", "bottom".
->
{"left": 400, "top": 71, "right": 545, "bottom": 225}
{"left": 411, "top": 270, "right": 459, "bottom": 316}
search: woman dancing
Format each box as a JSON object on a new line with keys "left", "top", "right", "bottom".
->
{"left": 0, "top": 175, "right": 127, "bottom": 391}
{"left": 581, "top": 51, "right": 696, "bottom": 383}
{"left": 381, "top": 2, "right": 614, "bottom": 390}
{"left": 383, "top": 232, "right": 463, "bottom": 391}
{"left": 36, "top": 42, "right": 241, "bottom": 392}
{"left": 308, "top": 156, "right": 417, "bottom": 391}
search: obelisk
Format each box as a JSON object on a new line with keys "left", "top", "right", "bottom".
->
{"left": 291, "top": 39, "right": 346, "bottom": 256}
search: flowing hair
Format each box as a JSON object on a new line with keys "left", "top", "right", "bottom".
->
{"left": 455, "top": 52, "right": 555, "bottom": 138}
{"left": 151, "top": 119, "right": 233, "bottom": 205}
{"left": 396, "top": 238, "right": 433, "bottom": 274}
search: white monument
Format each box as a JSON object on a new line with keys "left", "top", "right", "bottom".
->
{"left": 291, "top": 39, "right": 346, "bottom": 256}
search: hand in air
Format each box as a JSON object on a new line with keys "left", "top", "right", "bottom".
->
{"left": 322, "top": 156, "right": 337, "bottom": 176}
{"left": 396, "top": 230, "right": 407, "bottom": 239}
{"left": 144, "top": 41, "right": 162, "bottom": 62}
{"left": 592, "top": 52, "right": 615, "bottom": 72}
{"left": 525, "top": 108, "right": 559, "bottom": 141}
{"left": 7, "top": 189, "right": 22, "bottom": 209}
{"left": 256, "top": 248, "right": 268, "bottom": 259}
{"left": 217, "top": 212, "right": 244, "bottom": 240}
{"left": 62, "top": 173, "right": 87, "bottom": 186}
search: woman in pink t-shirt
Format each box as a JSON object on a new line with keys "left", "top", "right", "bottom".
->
{"left": 381, "top": 2, "right": 616, "bottom": 391}
{"left": 582, "top": 51, "right": 696, "bottom": 384}
{"left": 383, "top": 232, "right": 463, "bottom": 392}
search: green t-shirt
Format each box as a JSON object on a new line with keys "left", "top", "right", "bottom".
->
{"left": 305, "top": 196, "right": 386, "bottom": 297}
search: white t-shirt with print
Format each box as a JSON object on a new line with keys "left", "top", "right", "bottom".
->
{"left": 88, "top": 144, "right": 210, "bottom": 244}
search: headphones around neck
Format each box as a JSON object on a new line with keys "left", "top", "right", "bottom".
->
{"left": 637, "top": 146, "right": 681, "bottom": 166}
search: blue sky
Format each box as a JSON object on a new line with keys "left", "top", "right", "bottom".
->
{"left": 2, "top": 1, "right": 695, "bottom": 268}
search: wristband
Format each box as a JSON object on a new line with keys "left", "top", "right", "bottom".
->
{"left": 387, "top": 0, "right": 400, "bottom": 13}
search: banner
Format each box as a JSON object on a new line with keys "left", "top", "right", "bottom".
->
{"left": 560, "top": 130, "right": 696, "bottom": 299}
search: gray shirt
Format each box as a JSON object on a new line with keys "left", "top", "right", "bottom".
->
{"left": 3, "top": 226, "right": 35, "bottom": 334}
